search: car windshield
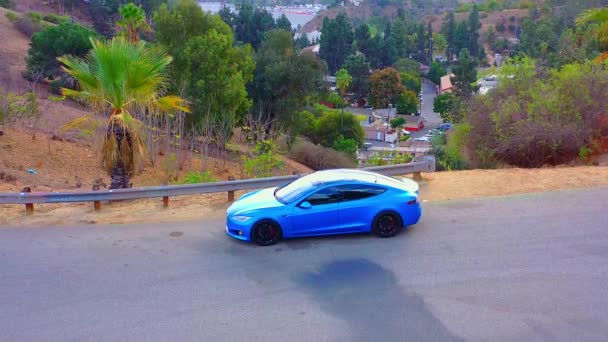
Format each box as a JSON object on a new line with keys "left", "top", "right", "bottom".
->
{"left": 275, "top": 176, "right": 317, "bottom": 203}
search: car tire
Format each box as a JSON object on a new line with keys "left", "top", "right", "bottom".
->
{"left": 372, "top": 211, "right": 403, "bottom": 238}
{"left": 251, "top": 219, "right": 282, "bottom": 246}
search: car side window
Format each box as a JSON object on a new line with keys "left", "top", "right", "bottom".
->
{"left": 305, "top": 187, "right": 341, "bottom": 206}
{"left": 340, "top": 184, "right": 386, "bottom": 202}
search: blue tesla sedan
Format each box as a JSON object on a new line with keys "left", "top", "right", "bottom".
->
{"left": 226, "top": 169, "right": 422, "bottom": 246}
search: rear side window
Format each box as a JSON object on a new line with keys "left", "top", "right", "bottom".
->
{"left": 340, "top": 184, "right": 386, "bottom": 201}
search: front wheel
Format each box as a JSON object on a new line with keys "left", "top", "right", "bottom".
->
{"left": 372, "top": 211, "right": 403, "bottom": 238}
{"left": 251, "top": 220, "right": 282, "bottom": 246}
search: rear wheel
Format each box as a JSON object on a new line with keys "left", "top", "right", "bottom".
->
{"left": 251, "top": 220, "right": 282, "bottom": 246}
{"left": 372, "top": 211, "right": 402, "bottom": 238}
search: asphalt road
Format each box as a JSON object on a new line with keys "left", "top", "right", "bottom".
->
{"left": 2, "top": 188, "right": 608, "bottom": 341}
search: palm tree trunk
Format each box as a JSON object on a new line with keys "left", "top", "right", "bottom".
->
{"left": 109, "top": 163, "right": 131, "bottom": 189}
{"left": 108, "top": 118, "right": 132, "bottom": 189}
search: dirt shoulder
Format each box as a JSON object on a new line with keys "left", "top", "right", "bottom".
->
{"left": 1, "top": 166, "right": 607, "bottom": 227}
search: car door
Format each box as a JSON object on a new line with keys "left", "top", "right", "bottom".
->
{"left": 339, "top": 184, "right": 387, "bottom": 232}
{"left": 289, "top": 186, "right": 342, "bottom": 236}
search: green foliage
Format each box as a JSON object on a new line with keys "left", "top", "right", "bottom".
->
{"left": 367, "top": 151, "right": 413, "bottom": 166}
{"left": 117, "top": 2, "right": 149, "bottom": 42}
{"left": 428, "top": 61, "right": 447, "bottom": 85}
{"left": 4, "top": 11, "right": 17, "bottom": 22}
{"left": 326, "top": 92, "right": 344, "bottom": 107}
{"left": 219, "top": 3, "right": 285, "bottom": 49}
{"left": 314, "top": 109, "right": 365, "bottom": 148}
{"left": 433, "top": 92, "right": 463, "bottom": 123}
{"left": 179, "top": 171, "right": 216, "bottom": 184}
{"left": 26, "top": 22, "right": 97, "bottom": 80}
{"left": 335, "top": 68, "right": 352, "bottom": 96}
{"left": 432, "top": 32, "right": 447, "bottom": 54}
{"left": 452, "top": 48, "right": 478, "bottom": 97}
{"left": 400, "top": 72, "right": 421, "bottom": 94}
{"left": 431, "top": 127, "right": 468, "bottom": 171}
{"left": 155, "top": 0, "right": 253, "bottom": 141}
{"left": 242, "top": 141, "right": 284, "bottom": 178}
{"left": 390, "top": 117, "right": 405, "bottom": 128}
{"left": 332, "top": 135, "right": 358, "bottom": 157}
{"left": 319, "top": 13, "right": 353, "bottom": 73}
{"left": 343, "top": 53, "right": 370, "bottom": 101}
{"left": 42, "top": 13, "right": 70, "bottom": 24}
{"left": 496, "top": 22, "right": 506, "bottom": 32}
{"left": 578, "top": 146, "right": 593, "bottom": 162}
{"left": 0, "top": 90, "right": 24, "bottom": 127}
{"left": 466, "top": 59, "right": 608, "bottom": 168}
{"left": 249, "top": 30, "right": 326, "bottom": 134}
{"left": 393, "top": 58, "right": 420, "bottom": 75}
{"left": 396, "top": 90, "right": 418, "bottom": 114}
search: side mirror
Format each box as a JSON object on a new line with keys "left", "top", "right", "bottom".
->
{"left": 299, "top": 201, "right": 312, "bottom": 209}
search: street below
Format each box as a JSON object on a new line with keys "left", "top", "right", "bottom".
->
{"left": 1, "top": 187, "right": 608, "bottom": 341}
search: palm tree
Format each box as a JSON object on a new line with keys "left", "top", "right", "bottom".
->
{"left": 576, "top": 8, "right": 608, "bottom": 61}
{"left": 117, "top": 2, "right": 149, "bottom": 43}
{"left": 58, "top": 37, "right": 189, "bottom": 189}
{"left": 336, "top": 68, "right": 352, "bottom": 105}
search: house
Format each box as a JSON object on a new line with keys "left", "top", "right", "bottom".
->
{"left": 301, "top": 44, "right": 320, "bottom": 56}
{"left": 364, "top": 120, "right": 398, "bottom": 143}
{"left": 404, "top": 115, "right": 424, "bottom": 132}
{"left": 439, "top": 73, "right": 455, "bottom": 94}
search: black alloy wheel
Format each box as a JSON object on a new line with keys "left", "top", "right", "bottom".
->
{"left": 251, "top": 220, "right": 282, "bottom": 246}
{"left": 372, "top": 211, "right": 402, "bottom": 238}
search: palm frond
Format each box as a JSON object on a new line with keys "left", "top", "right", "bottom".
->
{"left": 157, "top": 95, "right": 191, "bottom": 113}
{"left": 576, "top": 8, "right": 608, "bottom": 26}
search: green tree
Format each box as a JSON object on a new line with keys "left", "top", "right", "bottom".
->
{"left": 428, "top": 61, "right": 446, "bottom": 85}
{"left": 433, "top": 92, "right": 462, "bottom": 123}
{"left": 335, "top": 68, "right": 352, "bottom": 101}
{"left": 576, "top": 8, "right": 608, "bottom": 60}
{"left": 396, "top": 90, "right": 417, "bottom": 114}
{"left": 454, "top": 21, "right": 470, "bottom": 55}
{"left": 250, "top": 30, "right": 326, "bottom": 134}
{"left": 295, "top": 33, "right": 310, "bottom": 49}
{"left": 88, "top": 0, "right": 121, "bottom": 37}
{"left": 432, "top": 32, "right": 447, "bottom": 55}
{"left": 319, "top": 13, "right": 353, "bottom": 73}
{"left": 343, "top": 53, "right": 370, "bottom": 101}
{"left": 154, "top": 0, "right": 250, "bottom": 136}
{"left": 369, "top": 68, "right": 405, "bottom": 108}
{"left": 59, "top": 37, "right": 189, "bottom": 189}
{"left": 452, "top": 48, "right": 478, "bottom": 97}
{"left": 393, "top": 58, "right": 420, "bottom": 75}
{"left": 275, "top": 14, "right": 292, "bottom": 32}
{"left": 26, "top": 22, "right": 97, "bottom": 80}
{"left": 314, "top": 109, "right": 364, "bottom": 148}
{"left": 442, "top": 11, "right": 456, "bottom": 61}
{"left": 117, "top": 2, "right": 149, "bottom": 43}
{"left": 468, "top": 4, "right": 481, "bottom": 58}
{"left": 400, "top": 72, "right": 421, "bottom": 94}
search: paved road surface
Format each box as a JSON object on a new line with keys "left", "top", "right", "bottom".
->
{"left": 2, "top": 188, "right": 608, "bottom": 341}
{"left": 421, "top": 78, "right": 443, "bottom": 127}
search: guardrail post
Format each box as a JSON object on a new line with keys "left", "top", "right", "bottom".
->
{"left": 22, "top": 187, "right": 34, "bottom": 215}
{"left": 227, "top": 176, "right": 235, "bottom": 202}
{"left": 162, "top": 183, "right": 169, "bottom": 208}
{"left": 92, "top": 185, "right": 101, "bottom": 211}
{"left": 413, "top": 171, "right": 422, "bottom": 181}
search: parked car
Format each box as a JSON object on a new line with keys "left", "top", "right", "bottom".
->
{"left": 438, "top": 123, "right": 453, "bottom": 131}
{"left": 225, "top": 169, "right": 422, "bottom": 246}
{"left": 413, "top": 137, "right": 431, "bottom": 143}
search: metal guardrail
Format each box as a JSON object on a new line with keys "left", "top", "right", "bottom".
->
{"left": 0, "top": 158, "right": 435, "bottom": 209}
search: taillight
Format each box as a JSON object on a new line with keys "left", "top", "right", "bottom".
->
{"left": 407, "top": 199, "right": 417, "bottom": 205}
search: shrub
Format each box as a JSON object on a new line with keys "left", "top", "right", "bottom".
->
{"left": 509, "top": 15, "right": 516, "bottom": 22}
{"left": 179, "top": 171, "right": 216, "bottom": 184}
{"left": 332, "top": 135, "right": 358, "bottom": 157}
{"left": 508, "top": 24, "right": 516, "bottom": 32}
{"left": 15, "top": 16, "right": 44, "bottom": 37}
{"left": 26, "top": 22, "right": 97, "bottom": 80}
{"left": 242, "top": 141, "right": 283, "bottom": 178}
{"left": 496, "top": 22, "right": 506, "bottom": 32}
{"left": 396, "top": 90, "right": 418, "bottom": 114}
{"left": 5, "top": 11, "right": 18, "bottom": 22}
{"left": 390, "top": 117, "right": 405, "bottom": 128}
{"left": 314, "top": 109, "right": 365, "bottom": 148}
{"left": 578, "top": 146, "right": 592, "bottom": 163}
{"left": 42, "top": 13, "right": 70, "bottom": 24}
{"left": 290, "top": 141, "right": 356, "bottom": 170}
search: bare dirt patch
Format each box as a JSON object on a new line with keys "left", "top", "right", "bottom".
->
{"left": 2, "top": 165, "right": 607, "bottom": 227}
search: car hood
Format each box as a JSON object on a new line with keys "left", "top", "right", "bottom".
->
{"left": 227, "top": 187, "right": 284, "bottom": 216}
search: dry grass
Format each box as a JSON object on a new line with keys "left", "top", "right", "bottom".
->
{"left": 2, "top": 164, "right": 607, "bottom": 227}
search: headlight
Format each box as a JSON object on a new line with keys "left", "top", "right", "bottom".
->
{"left": 232, "top": 215, "right": 252, "bottom": 222}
